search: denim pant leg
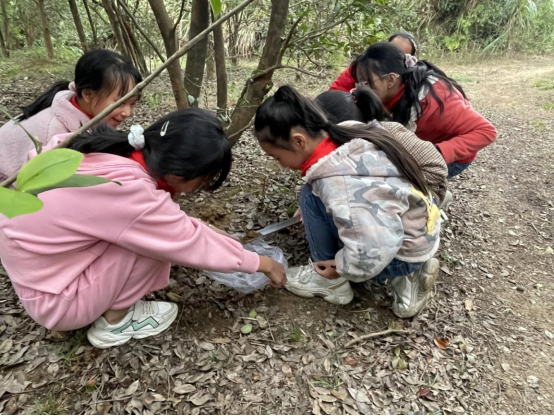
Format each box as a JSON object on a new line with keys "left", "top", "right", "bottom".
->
{"left": 373, "top": 259, "right": 424, "bottom": 283}
{"left": 447, "top": 161, "right": 472, "bottom": 179}
{"left": 299, "top": 184, "right": 343, "bottom": 262}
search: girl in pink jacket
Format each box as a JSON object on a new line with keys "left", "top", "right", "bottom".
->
{"left": 0, "top": 49, "right": 141, "bottom": 182}
{"left": 0, "top": 108, "right": 286, "bottom": 349}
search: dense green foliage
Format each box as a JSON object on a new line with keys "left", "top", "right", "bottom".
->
{"left": 1, "top": 0, "right": 553, "bottom": 68}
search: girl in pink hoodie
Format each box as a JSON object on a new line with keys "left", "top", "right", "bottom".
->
{"left": 0, "top": 108, "right": 286, "bottom": 349}
{"left": 0, "top": 49, "right": 142, "bottom": 182}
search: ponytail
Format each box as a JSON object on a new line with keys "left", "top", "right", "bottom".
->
{"left": 19, "top": 81, "right": 71, "bottom": 121}
{"left": 255, "top": 85, "right": 430, "bottom": 194}
{"left": 316, "top": 87, "right": 389, "bottom": 125}
{"left": 69, "top": 108, "right": 232, "bottom": 191}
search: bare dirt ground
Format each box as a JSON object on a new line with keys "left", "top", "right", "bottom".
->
{"left": 0, "top": 55, "right": 553, "bottom": 415}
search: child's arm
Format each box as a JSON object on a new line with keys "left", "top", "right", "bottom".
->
{"left": 115, "top": 192, "right": 260, "bottom": 274}
{"left": 319, "top": 179, "right": 406, "bottom": 282}
{"left": 421, "top": 87, "right": 497, "bottom": 164}
{"left": 330, "top": 67, "right": 356, "bottom": 91}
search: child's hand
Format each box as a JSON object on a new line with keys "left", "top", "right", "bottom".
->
{"left": 257, "top": 256, "right": 287, "bottom": 288}
{"left": 314, "top": 260, "right": 340, "bottom": 279}
{"left": 293, "top": 208, "right": 303, "bottom": 223}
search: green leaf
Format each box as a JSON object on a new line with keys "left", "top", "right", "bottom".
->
{"left": 0, "top": 187, "right": 43, "bottom": 219}
{"left": 249, "top": 309, "right": 257, "bottom": 318}
{"left": 16, "top": 149, "right": 83, "bottom": 192}
{"left": 188, "top": 95, "right": 195, "bottom": 105}
{"left": 209, "top": 0, "right": 222, "bottom": 18}
{"left": 27, "top": 174, "right": 116, "bottom": 195}
{"left": 241, "top": 324, "right": 253, "bottom": 334}
{"left": 394, "top": 347, "right": 401, "bottom": 357}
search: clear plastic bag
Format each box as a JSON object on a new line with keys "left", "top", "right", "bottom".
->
{"left": 203, "top": 239, "right": 288, "bottom": 294}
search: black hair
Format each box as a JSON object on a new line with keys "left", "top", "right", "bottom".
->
{"left": 351, "top": 42, "right": 466, "bottom": 126}
{"left": 20, "top": 49, "right": 142, "bottom": 121}
{"left": 255, "top": 85, "right": 430, "bottom": 194}
{"left": 69, "top": 108, "right": 232, "bottom": 191}
{"left": 315, "top": 87, "right": 390, "bottom": 124}
{"left": 388, "top": 32, "right": 418, "bottom": 55}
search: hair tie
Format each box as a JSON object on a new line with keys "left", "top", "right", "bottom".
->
{"left": 128, "top": 125, "right": 145, "bottom": 150}
{"left": 324, "top": 122, "right": 333, "bottom": 130}
{"left": 68, "top": 82, "right": 77, "bottom": 93}
{"left": 405, "top": 54, "right": 418, "bottom": 68}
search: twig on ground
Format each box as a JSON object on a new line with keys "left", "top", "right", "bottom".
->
{"left": 344, "top": 328, "right": 412, "bottom": 348}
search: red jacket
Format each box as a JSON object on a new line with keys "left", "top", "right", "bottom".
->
{"left": 329, "top": 68, "right": 496, "bottom": 164}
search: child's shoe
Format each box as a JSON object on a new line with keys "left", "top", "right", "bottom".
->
{"left": 87, "top": 300, "right": 178, "bottom": 349}
{"left": 285, "top": 262, "right": 354, "bottom": 305}
{"left": 390, "top": 258, "right": 439, "bottom": 318}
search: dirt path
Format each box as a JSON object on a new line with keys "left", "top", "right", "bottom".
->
{"left": 0, "top": 56, "right": 553, "bottom": 414}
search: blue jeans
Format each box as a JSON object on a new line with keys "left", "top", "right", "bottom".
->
{"left": 299, "top": 184, "right": 423, "bottom": 282}
{"left": 448, "top": 161, "right": 472, "bottom": 178}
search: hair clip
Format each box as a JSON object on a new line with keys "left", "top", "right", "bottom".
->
{"left": 160, "top": 121, "right": 170, "bottom": 137}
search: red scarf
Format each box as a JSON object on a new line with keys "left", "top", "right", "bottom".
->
{"left": 384, "top": 84, "right": 406, "bottom": 111}
{"left": 129, "top": 150, "right": 175, "bottom": 196}
{"left": 70, "top": 96, "right": 94, "bottom": 119}
{"left": 301, "top": 137, "right": 338, "bottom": 177}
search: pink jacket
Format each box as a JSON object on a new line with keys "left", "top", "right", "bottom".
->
{"left": 0, "top": 90, "right": 90, "bottom": 182}
{"left": 0, "top": 136, "right": 260, "bottom": 295}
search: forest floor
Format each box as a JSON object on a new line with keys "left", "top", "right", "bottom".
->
{"left": 0, "top": 53, "right": 553, "bottom": 415}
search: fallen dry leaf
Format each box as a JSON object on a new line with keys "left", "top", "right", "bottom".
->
{"left": 434, "top": 337, "right": 450, "bottom": 350}
{"left": 281, "top": 363, "right": 293, "bottom": 378}
{"left": 464, "top": 299, "right": 474, "bottom": 311}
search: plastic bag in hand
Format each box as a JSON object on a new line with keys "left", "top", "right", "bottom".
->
{"left": 203, "top": 239, "right": 287, "bottom": 294}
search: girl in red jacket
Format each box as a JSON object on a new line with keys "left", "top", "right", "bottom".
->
{"left": 330, "top": 43, "right": 496, "bottom": 178}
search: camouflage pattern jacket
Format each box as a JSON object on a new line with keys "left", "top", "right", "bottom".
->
{"left": 305, "top": 138, "right": 441, "bottom": 281}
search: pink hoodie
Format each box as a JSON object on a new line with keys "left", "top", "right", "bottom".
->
{"left": 0, "top": 90, "right": 90, "bottom": 182}
{"left": 0, "top": 136, "right": 260, "bottom": 296}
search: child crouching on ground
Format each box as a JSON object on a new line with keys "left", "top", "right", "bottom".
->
{"left": 0, "top": 108, "right": 286, "bottom": 348}
{"left": 254, "top": 86, "right": 441, "bottom": 318}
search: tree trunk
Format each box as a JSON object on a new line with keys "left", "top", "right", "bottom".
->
{"left": 226, "top": 0, "right": 289, "bottom": 145}
{"left": 1, "top": 0, "right": 8, "bottom": 50}
{"left": 38, "top": 0, "right": 54, "bottom": 59}
{"left": 102, "top": 0, "right": 129, "bottom": 57}
{"left": 148, "top": 0, "right": 189, "bottom": 109}
{"left": 227, "top": 13, "right": 241, "bottom": 65}
{"left": 0, "top": 23, "right": 8, "bottom": 57}
{"left": 183, "top": 0, "right": 210, "bottom": 107}
{"left": 116, "top": 0, "right": 148, "bottom": 74}
{"left": 213, "top": 16, "right": 227, "bottom": 116}
{"left": 68, "top": 0, "right": 88, "bottom": 51}
{"left": 82, "top": 0, "right": 98, "bottom": 47}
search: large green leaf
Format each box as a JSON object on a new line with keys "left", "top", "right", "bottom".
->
{"left": 210, "top": 0, "right": 222, "bottom": 18}
{"left": 16, "top": 149, "right": 83, "bottom": 193}
{"left": 27, "top": 174, "right": 118, "bottom": 195}
{"left": 0, "top": 187, "right": 43, "bottom": 219}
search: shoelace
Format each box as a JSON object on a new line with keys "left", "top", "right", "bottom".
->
{"left": 133, "top": 300, "right": 155, "bottom": 320}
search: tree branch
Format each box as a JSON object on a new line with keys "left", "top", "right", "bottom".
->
{"left": 278, "top": 14, "right": 304, "bottom": 63}
{"left": 250, "top": 64, "right": 323, "bottom": 82}
{"left": 0, "top": 0, "right": 257, "bottom": 189}
{"left": 173, "top": 0, "right": 189, "bottom": 33}
{"left": 117, "top": 0, "right": 166, "bottom": 62}
{"left": 290, "top": 15, "right": 352, "bottom": 48}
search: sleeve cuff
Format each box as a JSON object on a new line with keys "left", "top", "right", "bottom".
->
{"left": 241, "top": 249, "right": 260, "bottom": 274}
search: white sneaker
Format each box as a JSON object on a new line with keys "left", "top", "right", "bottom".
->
{"left": 87, "top": 300, "right": 178, "bottom": 349}
{"left": 390, "top": 258, "right": 439, "bottom": 318}
{"left": 285, "top": 262, "right": 354, "bottom": 305}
